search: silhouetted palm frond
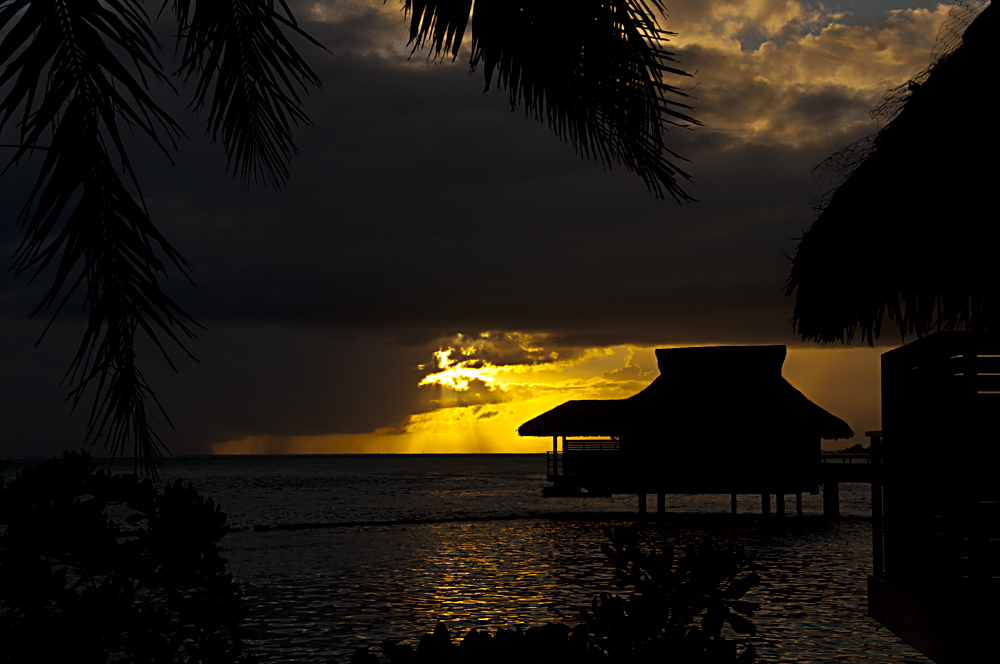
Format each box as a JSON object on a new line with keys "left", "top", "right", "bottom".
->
{"left": 1, "top": 0, "right": 193, "bottom": 476}
{"left": 0, "top": 1, "right": 322, "bottom": 475}
{"left": 169, "top": 0, "right": 325, "bottom": 188}
{"left": 403, "top": 0, "right": 698, "bottom": 201}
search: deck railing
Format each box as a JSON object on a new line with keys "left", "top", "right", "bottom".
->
{"left": 548, "top": 446, "right": 620, "bottom": 477}
{"left": 820, "top": 454, "right": 871, "bottom": 464}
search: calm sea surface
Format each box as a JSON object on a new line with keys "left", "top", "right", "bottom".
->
{"left": 3, "top": 454, "right": 929, "bottom": 663}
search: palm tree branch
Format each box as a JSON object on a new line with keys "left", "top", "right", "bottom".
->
{"left": 168, "top": 0, "right": 324, "bottom": 187}
{"left": 1, "top": 0, "right": 196, "bottom": 476}
{"left": 403, "top": 1, "right": 699, "bottom": 201}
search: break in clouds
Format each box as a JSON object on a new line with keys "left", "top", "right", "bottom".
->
{"left": 415, "top": 333, "right": 664, "bottom": 417}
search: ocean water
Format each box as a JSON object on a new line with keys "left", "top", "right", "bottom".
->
{"left": 2, "top": 454, "right": 929, "bottom": 663}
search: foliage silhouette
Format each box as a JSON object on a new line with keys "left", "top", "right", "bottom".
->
{"left": 585, "top": 525, "right": 759, "bottom": 662}
{"left": 1, "top": 1, "right": 695, "bottom": 474}
{"left": 0, "top": 450, "right": 255, "bottom": 663}
{"left": 361, "top": 526, "right": 758, "bottom": 664}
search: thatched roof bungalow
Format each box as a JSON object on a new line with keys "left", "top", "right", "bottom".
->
{"left": 786, "top": 4, "right": 998, "bottom": 344}
{"left": 520, "top": 345, "right": 852, "bottom": 496}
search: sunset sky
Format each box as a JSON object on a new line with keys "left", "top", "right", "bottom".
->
{"left": 0, "top": 0, "right": 961, "bottom": 457}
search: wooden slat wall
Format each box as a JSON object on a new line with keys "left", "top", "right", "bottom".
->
{"left": 564, "top": 439, "right": 619, "bottom": 452}
{"left": 881, "top": 334, "right": 1000, "bottom": 599}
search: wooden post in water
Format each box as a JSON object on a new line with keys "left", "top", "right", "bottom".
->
{"left": 761, "top": 493, "right": 771, "bottom": 516}
{"left": 731, "top": 493, "right": 738, "bottom": 515}
{"left": 868, "top": 431, "right": 883, "bottom": 577}
{"left": 657, "top": 493, "right": 665, "bottom": 516}
{"left": 776, "top": 493, "right": 785, "bottom": 517}
{"left": 796, "top": 492, "right": 803, "bottom": 517}
{"left": 638, "top": 493, "right": 647, "bottom": 518}
{"left": 823, "top": 482, "right": 840, "bottom": 517}
{"left": 552, "top": 436, "right": 558, "bottom": 476}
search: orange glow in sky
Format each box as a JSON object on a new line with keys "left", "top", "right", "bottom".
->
{"left": 212, "top": 341, "right": 886, "bottom": 454}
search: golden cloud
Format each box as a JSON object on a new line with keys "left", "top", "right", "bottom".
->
{"left": 669, "top": 1, "right": 952, "bottom": 146}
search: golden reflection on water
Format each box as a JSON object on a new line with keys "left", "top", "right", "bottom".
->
{"left": 230, "top": 521, "right": 618, "bottom": 660}
{"left": 225, "top": 517, "right": 929, "bottom": 663}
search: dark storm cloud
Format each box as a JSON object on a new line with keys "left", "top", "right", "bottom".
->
{"left": 0, "top": 1, "right": 947, "bottom": 454}
{"left": 136, "top": 1, "right": 942, "bottom": 346}
{"left": 138, "top": 102, "right": 843, "bottom": 348}
{"left": 5, "top": 1, "right": 924, "bottom": 343}
{"left": 0, "top": 319, "right": 434, "bottom": 455}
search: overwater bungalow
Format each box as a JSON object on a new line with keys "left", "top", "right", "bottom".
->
{"left": 519, "top": 345, "right": 853, "bottom": 511}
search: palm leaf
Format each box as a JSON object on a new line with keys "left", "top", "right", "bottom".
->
{"left": 1, "top": 0, "right": 192, "bottom": 476}
{"left": 168, "top": 0, "right": 324, "bottom": 188}
{"left": 1, "top": 1, "right": 324, "bottom": 475}
{"left": 403, "top": 0, "right": 699, "bottom": 201}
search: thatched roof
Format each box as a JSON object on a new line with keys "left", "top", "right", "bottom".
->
{"left": 518, "top": 345, "right": 853, "bottom": 440}
{"left": 515, "top": 400, "right": 628, "bottom": 437}
{"left": 786, "top": 4, "right": 998, "bottom": 344}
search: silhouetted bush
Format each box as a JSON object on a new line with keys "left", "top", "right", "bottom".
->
{"left": 585, "top": 525, "right": 759, "bottom": 662}
{"left": 0, "top": 451, "right": 255, "bottom": 663}
{"left": 366, "top": 526, "right": 759, "bottom": 664}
